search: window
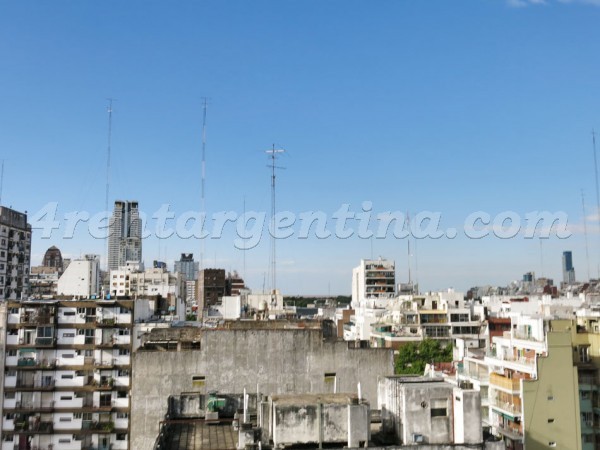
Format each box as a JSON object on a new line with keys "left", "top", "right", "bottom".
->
{"left": 63, "top": 311, "right": 76, "bottom": 316}
{"left": 58, "top": 439, "right": 71, "bottom": 444}
{"left": 430, "top": 399, "right": 448, "bottom": 418}
{"left": 62, "top": 354, "right": 74, "bottom": 359}
{"left": 117, "top": 391, "right": 127, "bottom": 398}
{"left": 117, "top": 434, "right": 127, "bottom": 441}
{"left": 119, "top": 307, "right": 130, "bottom": 314}
{"left": 37, "top": 326, "right": 53, "bottom": 338}
{"left": 60, "top": 396, "right": 73, "bottom": 401}
{"left": 62, "top": 333, "right": 75, "bottom": 338}
{"left": 8, "top": 307, "right": 18, "bottom": 314}
{"left": 192, "top": 376, "right": 205, "bottom": 388}
{"left": 117, "top": 412, "right": 129, "bottom": 419}
{"left": 61, "top": 374, "right": 74, "bottom": 379}
{"left": 77, "top": 308, "right": 85, "bottom": 314}
{"left": 7, "top": 350, "right": 16, "bottom": 357}
{"left": 78, "top": 329, "right": 85, "bottom": 336}
{"left": 5, "top": 413, "right": 14, "bottom": 420}
{"left": 118, "top": 329, "right": 130, "bottom": 336}
{"left": 118, "top": 369, "right": 129, "bottom": 377}
{"left": 8, "top": 329, "right": 17, "bottom": 335}
{"left": 5, "top": 370, "right": 16, "bottom": 377}
{"left": 582, "top": 390, "right": 591, "bottom": 400}
{"left": 4, "top": 392, "right": 15, "bottom": 399}
{"left": 118, "top": 349, "right": 130, "bottom": 356}
{"left": 59, "top": 417, "right": 72, "bottom": 422}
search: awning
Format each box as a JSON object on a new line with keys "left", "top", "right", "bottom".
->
{"left": 18, "top": 348, "right": 35, "bottom": 353}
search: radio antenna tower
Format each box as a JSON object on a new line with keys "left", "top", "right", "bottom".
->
{"left": 266, "top": 145, "right": 285, "bottom": 297}
{"left": 0, "top": 159, "right": 5, "bottom": 206}
{"left": 592, "top": 130, "right": 600, "bottom": 278}
{"left": 200, "top": 98, "right": 209, "bottom": 271}
{"left": 105, "top": 98, "right": 115, "bottom": 272}
{"left": 581, "top": 189, "right": 591, "bottom": 282}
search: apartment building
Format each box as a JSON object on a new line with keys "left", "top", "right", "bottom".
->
{"left": 0, "top": 298, "right": 150, "bottom": 450}
{"left": 368, "top": 293, "right": 484, "bottom": 348}
{"left": 351, "top": 258, "right": 396, "bottom": 307}
{"left": 0, "top": 207, "right": 32, "bottom": 301}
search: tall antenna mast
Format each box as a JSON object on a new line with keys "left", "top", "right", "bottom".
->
{"left": 266, "top": 145, "right": 285, "bottom": 298}
{"left": 406, "top": 212, "right": 412, "bottom": 284}
{"left": 582, "top": 189, "right": 592, "bottom": 282}
{"left": 593, "top": 130, "right": 600, "bottom": 278}
{"left": 200, "top": 98, "right": 208, "bottom": 271}
{"left": 243, "top": 196, "right": 247, "bottom": 282}
{"left": 0, "top": 159, "right": 5, "bottom": 206}
{"left": 105, "top": 98, "right": 114, "bottom": 272}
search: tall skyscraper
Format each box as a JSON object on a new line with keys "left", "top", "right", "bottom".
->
{"left": 108, "top": 200, "right": 142, "bottom": 271}
{"left": 562, "top": 251, "right": 576, "bottom": 284}
{"left": 0, "top": 206, "right": 32, "bottom": 300}
{"left": 174, "top": 253, "right": 199, "bottom": 282}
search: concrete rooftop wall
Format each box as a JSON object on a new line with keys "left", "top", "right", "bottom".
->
{"left": 131, "top": 328, "right": 393, "bottom": 450}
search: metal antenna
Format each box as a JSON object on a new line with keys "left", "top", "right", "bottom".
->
{"left": 582, "top": 189, "right": 592, "bottom": 282}
{"left": 0, "top": 159, "right": 5, "bottom": 206}
{"left": 105, "top": 98, "right": 115, "bottom": 272}
{"left": 539, "top": 239, "right": 544, "bottom": 278}
{"left": 593, "top": 130, "right": 600, "bottom": 278}
{"left": 266, "top": 145, "right": 285, "bottom": 297}
{"left": 200, "top": 98, "right": 209, "bottom": 272}
{"left": 406, "top": 211, "right": 412, "bottom": 284}
{"left": 243, "top": 196, "right": 247, "bottom": 282}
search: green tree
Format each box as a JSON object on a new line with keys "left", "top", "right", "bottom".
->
{"left": 395, "top": 339, "right": 453, "bottom": 375}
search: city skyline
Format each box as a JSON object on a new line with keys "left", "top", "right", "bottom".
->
{"left": 2, "top": 1, "right": 600, "bottom": 294}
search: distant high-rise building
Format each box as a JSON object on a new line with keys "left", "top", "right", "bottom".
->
{"left": 42, "top": 245, "right": 63, "bottom": 271}
{"left": 174, "top": 253, "right": 199, "bottom": 282}
{"left": 196, "top": 268, "right": 226, "bottom": 312}
{"left": 351, "top": 258, "right": 396, "bottom": 307}
{"left": 108, "top": 200, "right": 142, "bottom": 271}
{"left": 0, "top": 206, "right": 32, "bottom": 300}
{"left": 57, "top": 254, "right": 100, "bottom": 297}
{"left": 226, "top": 271, "right": 246, "bottom": 296}
{"left": 562, "top": 251, "right": 576, "bottom": 284}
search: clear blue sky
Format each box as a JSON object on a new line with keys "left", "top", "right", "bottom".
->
{"left": 2, "top": 0, "right": 600, "bottom": 294}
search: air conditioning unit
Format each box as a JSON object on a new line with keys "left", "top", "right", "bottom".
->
{"left": 412, "top": 434, "right": 424, "bottom": 443}
{"left": 79, "top": 313, "right": 85, "bottom": 319}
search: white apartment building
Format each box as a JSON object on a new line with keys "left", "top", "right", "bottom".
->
{"left": 351, "top": 258, "right": 396, "bottom": 308}
{"left": 56, "top": 255, "right": 100, "bottom": 298}
{"left": 1, "top": 298, "right": 152, "bottom": 450}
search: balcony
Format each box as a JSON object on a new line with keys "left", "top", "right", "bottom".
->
{"left": 13, "top": 420, "right": 54, "bottom": 433}
{"left": 490, "top": 398, "right": 522, "bottom": 417}
{"left": 485, "top": 351, "right": 536, "bottom": 373}
{"left": 496, "top": 423, "right": 523, "bottom": 441}
{"left": 34, "top": 337, "right": 56, "bottom": 347}
{"left": 15, "top": 357, "right": 56, "bottom": 369}
{"left": 97, "top": 318, "right": 116, "bottom": 327}
{"left": 490, "top": 372, "right": 522, "bottom": 393}
{"left": 14, "top": 380, "right": 55, "bottom": 390}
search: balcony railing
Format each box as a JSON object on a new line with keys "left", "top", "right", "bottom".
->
{"left": 490, "top": 398, "right": 522, "bottom": 416}
{"left": 34, "top": 337, "right": 56, "bottom": 347}
{"left": 490, "top": 373, "right": 521, "bottom": 392}
{"left": 486, "top": 352, "right": 536, "bottom": 368}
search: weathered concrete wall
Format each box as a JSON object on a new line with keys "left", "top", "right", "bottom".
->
{"left": 131, "top": 328, "right": 393, "bottom": 449}
{"left": 378, "top": 377, "right": 455, "bottom": 445}
{"left": 270, "top": 402, "right": 368, "bottom": 447}
{"left": 452, "top": 389, "right": 481, "bottom": 445}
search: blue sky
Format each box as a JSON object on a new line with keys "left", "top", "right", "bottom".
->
{"left": 2, "top": 0, "right": 600, "bottom": 294}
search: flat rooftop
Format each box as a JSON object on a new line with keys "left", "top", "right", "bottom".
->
{"left": 270, "top": 393, "right": 360, "bottom": 405}
{"left": 158, "top": 421, "right": 237, "bottom": 450}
